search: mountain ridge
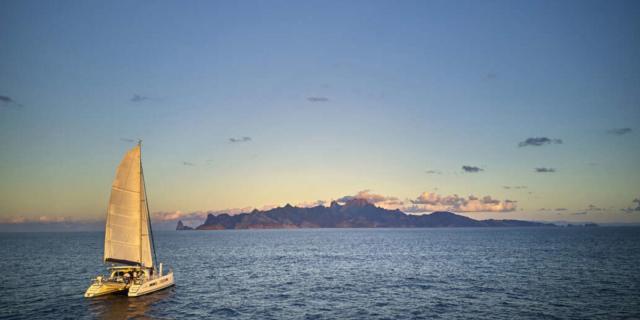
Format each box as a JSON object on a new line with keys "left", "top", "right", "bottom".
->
{"left": 178, "top": 199, "right": 555, "bottom": 230}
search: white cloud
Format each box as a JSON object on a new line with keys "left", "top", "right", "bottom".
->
{"left": 152, "top": 207, "right": 256, "bottom": 222}
{"left": 0, "top": 215, "right": 81, "bottom": 224}
{"left": 296, "top": 200, "right": 327, "bottom": 208}
{"left": 337, "top": 190, "right": 399, "bottom": 204}
{"left": 408, "top": 192, "right": 517, "bottom": 213}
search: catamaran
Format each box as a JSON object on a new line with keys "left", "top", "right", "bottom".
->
{"left": 85, "top": 142, "right": 174, "bottom": 298}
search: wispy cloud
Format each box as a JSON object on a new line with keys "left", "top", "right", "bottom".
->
{"left": 0, "top": 215, "right": 72, "bottom": 224}
{"left": 296, "top": 200, "right": 327, "bottom": 208}
{"left": 0, "top": 95, "right": 15, "bottom": 104}
{"left": 621, "top": 197, "right": 640, "bottom": 213}
{"left": 130, "top": 94, "right": 150, "bottom": 102}
{"left": 425, "top": 170, "right": 442, "bottom": 175}
{"left": 567, "top": 204, "right": 607, "bottom": 215}
{"left": 538, "top": 207, "right": 568, "bottom": 213}
{"left": 462, "top": 165, "right": 483, "bottom": 173}
{"left": 607, "top": 128, "right": 632, "bottom": 135}
{"left": 229, "top": 136, "right": 252, "bottom": 143}
{"left": 518, "top": 137, "right": 563, "bottom": 147}
{"left": 153, "top": 205, "right": 281, "bottom": 223}
{"left": 535, "top": 167, "right": 556, "bottom": 173}
{"left": 307, "top": 96, "right": 329, "bottom": 102}
{"left": 154, "top": 209, "right": 242, "bottom": 223}
{"left": 182, "top": 161, "right": 195, "bottom": 166}
{"left": 503, "top": 186, "right": 527, "bottom": 190}
{"left": 407, "top": 192, "right": 517, "bottom": 213}
{"left": 586, "top": 204, "right": 603, "bottom": 211}
{"left": 0, "top": 216, "right": 104, "bottom": 232}
{"left": 0, "top": 94, "right": 23, "bottom": 108}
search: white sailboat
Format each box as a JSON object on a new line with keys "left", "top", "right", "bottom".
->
{"left": 85, "top": 142, "right": 174, "bottom": 298}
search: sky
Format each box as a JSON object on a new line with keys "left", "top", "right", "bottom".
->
{"left": 1, "top": 0, "right": 639, "bottom": 229}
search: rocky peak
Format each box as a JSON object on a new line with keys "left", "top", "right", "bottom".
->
{"left": 176, "top": 220, "right": 193, "bottom": 230}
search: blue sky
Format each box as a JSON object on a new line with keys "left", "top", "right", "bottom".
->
{"left": 1, "top": 0, "right": 639, "bottom": 227}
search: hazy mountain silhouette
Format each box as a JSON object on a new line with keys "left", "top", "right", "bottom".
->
{"left": 176, "top": 220, "right": 193, "bottom": 230}
{"left": 179, "top": 199, "right": 554, "bottom": 230}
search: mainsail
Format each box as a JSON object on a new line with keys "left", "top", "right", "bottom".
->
{"left": 104, "top": 145, "right": 154, "bottom": 267}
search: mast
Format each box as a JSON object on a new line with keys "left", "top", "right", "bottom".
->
{"left": 139, "top": 140, "right": 143, "bottom": 266}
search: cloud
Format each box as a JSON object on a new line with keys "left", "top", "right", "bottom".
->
{"left": 535, "top": 167, "right": 556, "bottom": 173}
{"left": 567, "top": 204, "right": 607, "bottom": 215}
{"left": 0, "top": 217, "right": 104, "bottom": 232}
{"left": 408, "top": 192, "right": 517, "bottom": 213}
{"left": 0, "top": 215, "right": 72, "bottom": 224}
{"left": 152, "top": 206, "right": 259, "bottom": 223}
{"left": 130, "top": 94, "right": 150, "bottom": 102}
{"left": 425, "top": 170, "right": 442, "bottom": 174}
{"left": 152, "top": 210, "right": 207, "bottom": 222}
{"left": 0, "top": 95, "right": 15, "bottom": 104}
{"left": 182, "top": 161, "right": 195, "bottom": 166}
{"left": 607, "top": 128, "right": 632, "bottom": 135}
{"left": 0, "top": 94, "right": 23, "bottom": 108}
{"left": 538, "top": 208, "right": 568, "bottom": 212}
{"left": 586, "top": 204, "right": 603, "bottom": 212}
{"left": 462, "top": 165, "right": 483, "bottom": 173}
{"left": 337, "top": 190, "right": 400, "bottom": 205}
{"left": 307, "top": 96, "right": 329, "bottom": 102}
{"left": 229, "top": 136, "right": 252, "bottom": 143}
{"left": 503, "top": 186, "right": 527, "bottom": 190}
{"left": 621, "top": 197, "right": 640, "bottom": 213}
{"left": 296, "top": 200, "right": 327, "bottom": 208}
{"left": 518, "top": 137, "right": 563, "bottom": 147}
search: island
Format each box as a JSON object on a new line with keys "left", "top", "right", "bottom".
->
{"left": 175, "top": 220, "right": 194, "bottom": 230}
{"left": 177, "top": 199, "right": 555, "bottom": 230}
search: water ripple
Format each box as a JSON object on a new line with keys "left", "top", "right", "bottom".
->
{"left": 1, "top": 228, "right": 639, "bottom": 319}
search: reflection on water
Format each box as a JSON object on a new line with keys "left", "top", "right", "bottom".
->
{"left": 87, "top": 287, "right": 175, "bottom": 319}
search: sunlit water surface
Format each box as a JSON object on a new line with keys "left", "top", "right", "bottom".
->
{"left": 1, "top": 228, "right": 639, "bottom": 319}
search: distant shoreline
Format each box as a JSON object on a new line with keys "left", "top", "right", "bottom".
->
{"left": 177, "top": 199, "right": 562, "bottom": 231}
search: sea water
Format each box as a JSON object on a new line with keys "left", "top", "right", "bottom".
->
{"left": 1, "top": 227, "right": 639, "bottom": 319}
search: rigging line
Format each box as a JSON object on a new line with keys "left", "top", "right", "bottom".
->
{"left": 142, "top": 165, "right": 159, "bottom": 268}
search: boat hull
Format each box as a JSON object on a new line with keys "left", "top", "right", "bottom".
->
{"left": 84, "top": 281, "right": 129, "bottom": 298}
{"left": 128, "top": 272, "right": 174, "bottom": 297}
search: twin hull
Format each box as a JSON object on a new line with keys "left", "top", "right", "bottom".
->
{"left": 84, "top": 272, "right": 174, "bottom": 298}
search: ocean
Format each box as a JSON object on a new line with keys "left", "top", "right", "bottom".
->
{"left": 1, "top": 227, "right": 639, "bottom": 319}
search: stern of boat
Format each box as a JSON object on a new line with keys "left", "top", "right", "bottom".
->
{"left": 84, "top": 278, "right": 128, "bottom": 298}
{"left": 128, "top": 271, "right": 174, "bottom": 297}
